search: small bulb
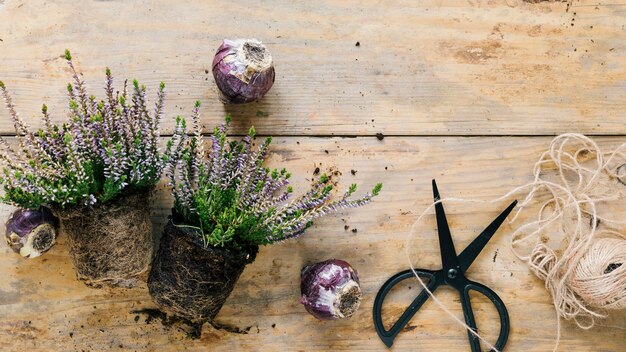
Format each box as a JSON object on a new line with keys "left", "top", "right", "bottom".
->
{"left": 4, "top": 207, "right": 58, "bottom": 258}
{"left": 300, "top": 259, "right": 362, "bottom": 320}
{"left": 212, "top": 38, "right": 275, "bottom": 104}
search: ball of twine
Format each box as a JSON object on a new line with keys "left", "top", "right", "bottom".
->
{"left": 511, "top": 134, "right": 626, "bottom": 331}
{"left": 570, "top": 238, "right": 626, "bottom": 311}
{"left": 527, "top": 236, "right": 626, "bottom": 328}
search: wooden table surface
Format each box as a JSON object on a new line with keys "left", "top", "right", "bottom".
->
{"left": 1, "top": 0, "right": 625, "bottom": 351}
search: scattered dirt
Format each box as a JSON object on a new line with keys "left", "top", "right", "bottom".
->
{"left": 132, "top": 308, "right": 203, "bottom": 339}
{"left": 350, "top": 169, "right": 357, "bottom": 175}
{"left": 210, "top": 321, "right": 255, "bottom": 334}
{"left": 376, "top": 133, "right": 384, "bottom": 140}
{"left": 493, "top": 249, "right": 499, "bottom": 263}
{"left": 355, "top": 41, "right": 360, "bottom": 47}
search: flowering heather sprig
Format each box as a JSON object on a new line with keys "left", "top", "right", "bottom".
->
{"left": 166, "top": 115, "right": 382, "bottom": 248}
{"left": 0, "top": 50, "right": 165, "bottom": 209}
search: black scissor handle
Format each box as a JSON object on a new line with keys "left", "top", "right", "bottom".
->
{"left": 460, "top": 280, "right": 510, "bottom": 352}
{"left": 373, "top": 268, "right": 440, "bottom": 348}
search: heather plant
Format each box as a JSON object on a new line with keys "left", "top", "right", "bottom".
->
{"left": 0, "top": 50, "right": 164, "bottom": 209}
{"left": 165, "top": 113, "right": 382, "bottom": 249}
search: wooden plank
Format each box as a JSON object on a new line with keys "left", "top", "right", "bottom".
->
{"left": 0, "top": 0, "right": 625, "bottom": 136}
{"left": 1, "top": 136, "right": 625, "bottom": 351}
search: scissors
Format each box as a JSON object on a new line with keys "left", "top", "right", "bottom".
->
{"left": 373, "top": 180, "right": 517, "bottom": 351}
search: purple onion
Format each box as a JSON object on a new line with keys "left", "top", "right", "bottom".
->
{"left": 5, "top": 207, "right": 58, "bottom": 258}
{"left": 212, "top": 38, "right": 275, "bottom": 104}
{"left": 300, "top": 259, "right": 362, "bottom": 320}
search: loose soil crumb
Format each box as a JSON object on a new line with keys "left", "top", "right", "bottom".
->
{"left": 350, "top": 169, "right": 357, "bottom": 175}
{"left": 355, "top": 41, "right": 360, "bottom": 47}
{"left": 376, "top": 133, "right": 384, "bottom": 140}
{"left": 210, "top": 321, "right": 253, "bottom": 335}
{"left": 132, "top": 308, "right": 203, "bottom": 339}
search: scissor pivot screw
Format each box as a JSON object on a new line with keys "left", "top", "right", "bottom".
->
{"left": 447, "top": 268, "right": 458, "bottom": 279}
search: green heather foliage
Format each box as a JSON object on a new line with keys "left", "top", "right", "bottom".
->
{"left": 166, "top": 113, "right": 382, "bottom": 249}
{"left": 0, "top": 51, "right": 164, "bottom": 209}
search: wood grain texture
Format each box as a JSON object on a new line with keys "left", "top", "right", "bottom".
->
{"left": 1, "top": 0, "right": 625, "bottom": 351}
{"left": 0, "top": 0, "right": 625, "bottom": 136}
{"left": 1, "top": 136, "right": 625, "bottom": 351}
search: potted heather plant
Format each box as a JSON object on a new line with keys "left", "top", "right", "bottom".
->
{"left": 0, "top": 51, "right": 165, "bottom": 287}
{"left": 148, "top": 112, "right": 382, "bottom": 323}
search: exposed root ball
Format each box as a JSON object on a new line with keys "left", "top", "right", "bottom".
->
{"left": 54, "top": 190, "right": 153, "bottom": 288}
{"left": 148, "top": 219, "right": 257, "bottom": 323}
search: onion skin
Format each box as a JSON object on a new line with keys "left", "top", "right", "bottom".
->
{"left": 4, "top": 207, "right": 58, "bottom": 258}
{"left": 300, "top": 259, "right": 362, "bottom": 320}
{"left": 212, "top": 38, "right": 275, "bottom": 104}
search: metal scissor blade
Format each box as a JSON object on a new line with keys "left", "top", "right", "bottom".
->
{"left": 432, "top": 180, "right": 461, "bottom": 271}
{"left": 458, "top": 199, "right": 518, "bottom": 272}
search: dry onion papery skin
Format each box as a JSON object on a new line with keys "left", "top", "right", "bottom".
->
{"left": 212, "top": 38, "right": 275, "bottom": 104}
{"left": 5, "top": 207, "right": 58, "bottom": 258}
{"left": 300, "top": 259, "right": 362, "bottom": 320}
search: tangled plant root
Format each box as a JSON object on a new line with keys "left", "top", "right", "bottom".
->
{"left": 55, "top": 190, "right": 153, "bottom": 288}
{"left": 148, "top": 220, "right": 257, "bottom": 323}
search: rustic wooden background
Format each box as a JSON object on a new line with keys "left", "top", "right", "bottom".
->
{"left": 1, "top": 0, "right": 625, "bottom": 351}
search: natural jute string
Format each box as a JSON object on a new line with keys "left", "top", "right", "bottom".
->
{"left": 405, "top": 133, "right": 626, "bottom": 351}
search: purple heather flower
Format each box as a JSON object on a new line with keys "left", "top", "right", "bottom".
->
{"left": 0, "top": 51, "right": 166, "bottom": 209}
{"left": 164, "top": 116, "right": 382, "bottom": 246}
